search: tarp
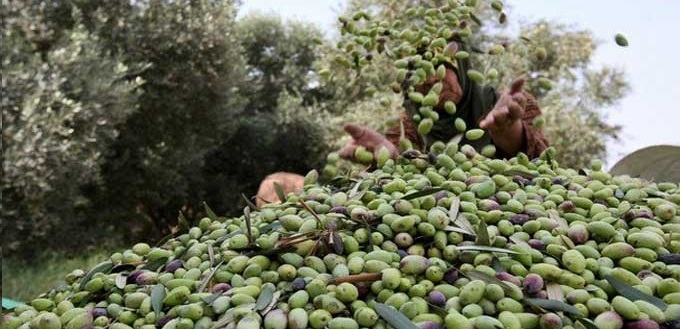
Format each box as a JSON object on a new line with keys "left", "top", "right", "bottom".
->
{"left": 2, "top": 297, "right": 25, "bottom": 310}
{"left": 609, "top": 145, "right": 680, "bottom": 183}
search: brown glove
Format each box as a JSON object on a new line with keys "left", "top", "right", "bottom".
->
{"left": 338, "top": 123, "right": 400, "bottom": 162}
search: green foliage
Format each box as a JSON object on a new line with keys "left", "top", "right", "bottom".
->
{"left": 2, "top": 5, "right": 143, "bottom": 255}
{"left": 2, "top": 1, "right": 336, "bottom": 256}
{"left": 236, "top": 12, "right": 327, "bottom": 113}
{"left": 92, "top": 0, "right": 249, "bottom": 243}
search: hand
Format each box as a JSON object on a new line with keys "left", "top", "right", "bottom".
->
{"left": 338, "top": 123, "right": 399, "bottom": 162}
{"left": 479, "top": 77, "right": 528, "bottom": 156}
{"left": 479, "top": 77, "right": 527, "bottom": 132}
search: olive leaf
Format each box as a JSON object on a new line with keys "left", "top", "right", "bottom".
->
{"left": 240, "top": 193, "right": 260, "bottom": 212}
{"left": 244, "top": 206, "right": 253, "bottom": 243}
{"left": 198, "top": 260, "right": 225, "bottom": 293}
{"left": 457, "top": 246, "right": 521, "bottom": 254}
{"left": 259, "top": 222, "right": 282, "bottom": 235}
{"left": 509, "top": 236, "right": 531, "bottom": 249}
{"left": 202, "top": 291, "right": 223, "bottom": 305}
{"left": 298, "top": 200, "right": 324, "bottom": 229}
{"left": 141, "top": 257, "right": 168, "bottom": 271}
{"left": 176, "top": 211, "right": 190, "bottom": 233}
{"left": 464, "top": 270, "right": 515, "bottom": 293}
{"left": 448, "top": 134, "right": 464, "bottom": 146}
{"left": 79, "top": 261, "right": 114, "bottom": 290}
{"left": 255, "top": 283, "right": 276, "bottom": 311}
{"left": 211, "top": 307, "right": 236, "bottom": 329}
{"left": 203, "top": 202, "right": 218, "bottom": 221}
{"left": 605, "top": 274, "right": 668, "bottom": 310}
{"left": 115, "top": 274, "right": 128, "bottom": 289}
{"left": 348, "top": 178, "right": 364, "bottom": 199}
{"left": 525, "top": 298, "right": 582, "bottom": 316}
{"left": 208, "top": 245, "right": 215, "bottom": 267}
{"left": 503, "top": 168, "right": 538, "bottom": 179}
{"left": 451, "top": 213, "right": 476, "bottom": 237}
{"left": 546, "top": 283, "right": 564, "bottom": 302}
{"left": 400, "top": 187, "right": 446, "bottom": 200}
{"left": 374, "top": 303, "right": 420, "bottom": 329}
{"left": 449, "top": 197, "right": 460, "bottom": 222}
{"left": 491, "top": 257, "right": 504, "bottom": 273}
{"left": 216, "top": 229, "right": 244, "bottom": 243}
{"left": 261, "top": 291, "right": 281, "bottom": 315}
{"left": 577, "top": 319, "right": 600, "bottom": 329}
{"left": 443, "top": 225, "right": 472, "bottom": 235}
{"left": 151, "top": 284, "right": 166, "bottom": 317}
{"left": 273, "top": 182, "right": 286, "bottom": 203}
{"left": 475, "top": 219, "right": 491, "bottom": 246}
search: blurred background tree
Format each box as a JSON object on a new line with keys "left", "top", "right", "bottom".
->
{"left": 2, "top": 4, "right": 144, "bottom": 255}
{"left": 1, "top": 0, "right": 335, "bottom": 258}
{"left": 91, "top": 0, "right": 249, "bottom": 243}
{"left": 1, "top": 0, "right": 629, "bottom": 262}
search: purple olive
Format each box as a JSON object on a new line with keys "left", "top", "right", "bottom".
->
{"left": 126, "top": 270, "right": 144, "bottom": 284}
{"left": 509, "top": 214, "right": 530, "bottom": 225}
{"left": 535, "top": 290, "right": 548, "bottom": 299}
{"left": 329, "top": 206, "right": 348, "bottom": 215}
{"left": 443, "top": 268, "right": 459, "bottom": 284}
{"left": 291, "top": 277, "right": 307, "bottom": 291}
{"left": 156, "top": 315, "right": 174, "bottom": 328}
{"left": 427, "top": 290, "right": 446, "bottom": 307}
{"left": 523, "top": 274, "right": 544, "bottom": 295}
{"left": 91, "top": 308, "right": 107, "bottom": 318}
{"left": 210, "top": 283, "right": 231, "bottom": 293}
{"left": 434, "top": 191, "right": 448, "bottom": 201}
{"left": 135, "top": 271, "right": 158, "bottom": 285}
{"left": 559, "top": 200, "right": 575, "bottom": 212}
{"left": 539, "top": 313, "right": 563, "bottom": 329}
{"left": 495, "top": 272, "right": 521, "bottom": 287}
{"left": 551, "top": 177, "right": 566, "bottom": 185}
{"left": 528, "top": 239, "right": 546, "bottom": 250}
{"left": 416, "top": 321, "right": 442, "bottom": 329}
{"left": 165, "top": 259, "right": 184, "bottom": 273}
{"left": 624, "top": 319, "right": 660, "bottom": 329}
{"left": 567, "top": 224, "right": 589, "bottom": 244}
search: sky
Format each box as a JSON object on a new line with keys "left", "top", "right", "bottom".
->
{"left": 236, "top": 0, "right": 680, "bottom": 169}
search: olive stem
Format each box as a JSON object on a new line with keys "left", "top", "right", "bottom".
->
{"left": 331, "top": 272, "right": 381, "bottom": 285}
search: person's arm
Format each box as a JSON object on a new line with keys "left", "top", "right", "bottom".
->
{"left": 479, "top": 78, "right": 549, "bottom": 159}
{"left": 384, "top": 111, "right": 425, "bottom": 152}
{"left": 516, "top": 91, "right": 549, "bottom": 159}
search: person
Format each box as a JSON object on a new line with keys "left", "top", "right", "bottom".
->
{"left": 256, "top": 41, "right": 550, "bottom": 205}
{"left": 339, "top": 41, "right": 549, "bottom": 163}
